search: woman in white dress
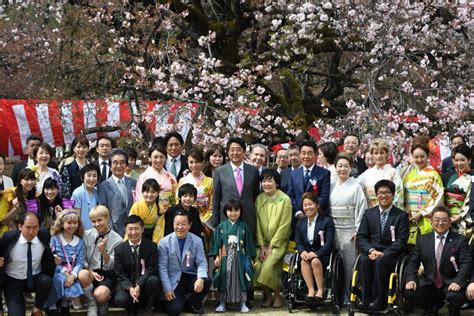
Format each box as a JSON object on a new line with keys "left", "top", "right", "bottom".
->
{"left": 357, "top": 139, "right": 403, "bottom": 208}
{"left": 330, "top": 152, "right": 367, "bottom": 299}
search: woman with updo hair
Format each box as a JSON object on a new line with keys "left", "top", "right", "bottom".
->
{"left": 402, "top": 135, "right": 444, "bottom": 245}
{"left": 358, "top": 138, "right": 403, "bottom": 208}
{"left": 441, "top": 143, "right": 472, "bottom": 237}
{"left": 329, "top": 152, "right": 367, "bottom": 297}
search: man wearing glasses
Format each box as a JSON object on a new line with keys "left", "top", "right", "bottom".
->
{"left": 356, "top": 179, "right": 409, "bottom": 310}
{"left": 405, "top": 206, "right": 471, "bottom": 316}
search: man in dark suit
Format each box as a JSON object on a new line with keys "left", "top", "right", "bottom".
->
{"left": 159, "top": 211, "right": 210, "bottom": 315}
{"left": 356, "top": 179, "right": 409, "bottom": 310}
{"left": 11, "top": 135, "right": 58, "bottom": 185}
{"left": 212, "top": 137, "right": 260, "bottom": 236}
{"left": 466, "top": 242, "right": 474, "bottom": 307}
{"left": 114, "top": 215, "right": 160, "bottom": 313}
{"left": 343, "top": 134, "right": 367, "bottom": 178}
{"left": 163, "top": 131, "right": 188, "bottom": 181}
{"left": 287, "top": 140, "right": 330, "bottom": 236}
{"left": 92, "top": 136, "right": 115, "bottom": 183}
{"left": 98, "top": 149, "right": 137, "bottom": 237}
{"left": 0, "top": 212, "right": 54, "bottom": 316}
{"left": 405, "top": 206, "right": 471, "bottom": 316}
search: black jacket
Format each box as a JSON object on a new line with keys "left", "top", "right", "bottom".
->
{"left": 114, "top": 238, "right": 159, "bottom": 291}
{"left": 356, "top": 205, "right": 409, "bottom": 264}
{"left": 406, "top": 230, "right": 472, "bottom": 288}
{"left": 0, "top": 228, "right": 55, "bottom": 278}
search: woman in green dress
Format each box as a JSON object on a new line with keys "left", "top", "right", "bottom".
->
{"left": 209, "top": 199, "right": 256, "bottom": 313}
{"left": 254, "top": 169, "right": 292, "bottom": 308}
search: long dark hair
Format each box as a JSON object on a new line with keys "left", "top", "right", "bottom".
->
{"left": 203, "top": 143, "right": 226, "bottom": 177}
{"left": 15, "top": 169, "right": 37, "bottom": 203}
{"left": 38, "top": 178, "right": 63, "bottom": 221}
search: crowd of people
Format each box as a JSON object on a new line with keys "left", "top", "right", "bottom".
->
{"left": 0, "top": 131, "right": 472, "bottom": 316}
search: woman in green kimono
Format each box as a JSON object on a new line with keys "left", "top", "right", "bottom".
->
{"left": 254, "top": 169, "right": 292, "bottom": 308}
{"left": 442, "top": 144, "right": 472, "bottom": 237}
{"left": 209, "top": 199, "right": 256, "bottom": 313}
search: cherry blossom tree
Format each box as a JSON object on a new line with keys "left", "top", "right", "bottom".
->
{"left": 0, "top": 0, "right": 472, "bottom": 156}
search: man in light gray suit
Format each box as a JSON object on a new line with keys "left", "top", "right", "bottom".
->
{"left": 158, "top": 211, "right": 210, "bottom": 315}
{"left": 98, "top": 149, "right": 137, "bottom": 237}
{"left": 211, "top": 137, "right": 260, "bottom": 236}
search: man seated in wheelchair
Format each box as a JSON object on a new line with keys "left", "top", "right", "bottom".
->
{"left": 405, "top": 206, "right": 471, "bottom": 316}
{"left": 294, "top": 192, "right": 335, "bottom": 306}
{"left": 355, "top": 180, "right": 409, "bottom": 310}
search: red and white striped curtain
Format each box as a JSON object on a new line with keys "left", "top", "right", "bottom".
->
{"left": 0, "top": 99, "right": 198, "bottom": 157}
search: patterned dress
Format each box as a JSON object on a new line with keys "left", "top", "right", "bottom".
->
{"left": 402, "top": 165, "right": 444, "bottom": 244}
{"left": 46, "top": 234, "right": 85, "bottom": 307}
{"left": 135, "top": 166, "right": 177, "bottom": 212}
{"left": 442, "top": 171, "right": 472, "bottom": 237}
{"left": 358, "top": 164, "right": 404, "bottom": 208}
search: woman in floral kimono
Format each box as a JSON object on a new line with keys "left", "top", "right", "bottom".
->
{"left": 209, "top": 199, "right": 256, "bottom": 313}
{"left": 442, "top": 143, "right": 472, "bottom": 238}
{"left": 135, "top": 144, "right": 177, "bottom": 212}
{"left": 402, "top": 136, "right": 444, "bottom": 245}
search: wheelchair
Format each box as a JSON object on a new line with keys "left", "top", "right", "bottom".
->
{"left": 348, "top": 253, "right": 414, "bottom": 315}
{"left": 285, "top": 247, "right": 345, "bottom": 313}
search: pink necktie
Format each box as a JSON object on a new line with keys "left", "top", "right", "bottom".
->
{"left": 235, "top": 167, "right": 243, "bottom": 195}
{"left": 435, "top": 235, "right": 444, "bottom": 288}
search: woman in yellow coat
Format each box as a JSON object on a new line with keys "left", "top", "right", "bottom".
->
{"left": 254, "top": 169, "right": 292, "bottom": 308}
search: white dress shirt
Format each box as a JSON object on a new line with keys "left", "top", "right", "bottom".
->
{"left": 307, "top": 214, "right": 319, "bottom": 244}
{"left": 6, "top": 234, "right": 45, "bottom": 279}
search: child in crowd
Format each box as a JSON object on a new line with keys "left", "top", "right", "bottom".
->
{"left": 0, "top": 169, "right": 38, "bottom": 234}
{"left": 164, "top": 183, "right": 203, "bottom": 240}
{"left": 38, "top": 178, "right": 63, "bottom": 229}
{"left": 47, "top": 209, "right": 86, "bottom": 313}
{"left": 209, "top": 199, "right": 256, "bottom": 313}
{"left": 129, "top": 178, "right": 164, "bottom": 242}
{"left": 79, "top": 205, "right": 123, "bottom": 315}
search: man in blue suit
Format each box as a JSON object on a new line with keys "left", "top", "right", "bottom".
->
{"left": 158, "top": 211, "right": 210, "bottom": 315}
{"left": 287, "top": 140, "right": 330, "bottom": 236}
{"left": 98, "top": 149, "right": 137, "bottom": 237}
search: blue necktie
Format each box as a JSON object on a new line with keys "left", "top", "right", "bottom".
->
{"left": 304, "top": 169, "right": 310, "bottom": 186}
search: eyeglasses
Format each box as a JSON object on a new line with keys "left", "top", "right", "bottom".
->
{"left": 277, "top": 155, "right": 288, "bottom": 159}
{"left": 432, "top": 218, "right": 449, "bottom": 224}
{"left": 377, "top": 191, "right": 393, "bottom": 197}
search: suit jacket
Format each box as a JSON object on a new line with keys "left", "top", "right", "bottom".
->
{"left": 406, "top": 230, "right": 471, "bottom": 288}
{"left": 92, "top": 160, "right": 112, "bottom": 183}
{"left": 0, "top": 228, "right": 55, "bottom": 278}
{"left": 114, "top": 238, "right": 159, "bottom": 291}
{"left": 287, "top": 165, "right": 331, "bottom": 214}
{"left": 158, "top": 232, "right": 208, "bottom": 293}
{"left": 351, "top": 156, "right": 368, "bottom": 178}
{"left": 279, "top": 168, "right": 290, "bottom": 194}
{"left": 165, "top": 155, "right": 188, "bottom": 182}
{"left": 356, "top": 205, "right": 409, "bottom": 264}
{"left": 97, "top": 176, "right": 137, "bottom": 237}
{"left": 211, "top": 163, "right": 260, "bottom": 235}
{"left": 295, "top": 214, "right": 335, "bottom": 259}
{"left": 12, "top": 160, "right": 58, "bottom": 186}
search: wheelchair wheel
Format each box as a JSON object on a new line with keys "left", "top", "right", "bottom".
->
{"left": 286, "top": 252, "right": 298, "bottom": 313}
{"left": 395, "top": 255, "right": 414, "bottom": 313}
{"left": 328, "top": 250, "right": 345, "bottom": 309}
{"left": 349, "top": 254, "right": 363, "bottom": 305}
